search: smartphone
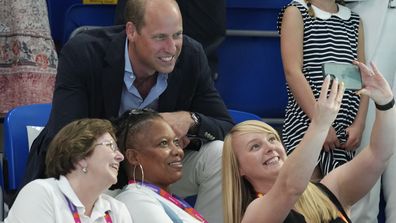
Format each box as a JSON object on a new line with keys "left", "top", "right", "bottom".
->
{"left": 322, "top": 62, "right": 362, "bottom": 90}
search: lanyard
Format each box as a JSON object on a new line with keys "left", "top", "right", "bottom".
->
{"left": 64, "top": 195, "right": 113, "bottom": 223}
{"left": 128, "top": 180, "right": 208, "bottom": 223}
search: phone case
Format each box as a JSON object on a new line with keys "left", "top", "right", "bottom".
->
{"left": 322, "top": 63, "right": 362, "bottom": 90}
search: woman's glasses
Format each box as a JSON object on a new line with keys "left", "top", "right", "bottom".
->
{"left": 94, "top": 141, "right": 119, "bottom": 153}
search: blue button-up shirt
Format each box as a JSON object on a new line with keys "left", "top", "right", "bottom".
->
{"left": 119, "top": 39, "right": 168, "bottom": 115}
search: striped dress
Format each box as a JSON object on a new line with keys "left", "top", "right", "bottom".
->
{"left": 278, "top": 1, "right": 361, "bottom": 175}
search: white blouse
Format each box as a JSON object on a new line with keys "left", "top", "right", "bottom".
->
{"left": 5, "top": 176, "right": 132, "bottom": 223}
{"left": 116, "top": 183, "right": 202, "bottom": 223}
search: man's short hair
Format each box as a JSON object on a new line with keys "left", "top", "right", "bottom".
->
{"left": 125, "top": 0, "right": 147, "bottom": 32}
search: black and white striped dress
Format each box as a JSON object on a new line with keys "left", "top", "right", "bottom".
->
{"left": 278, "top": 1, "right": 361, "bottom": 175}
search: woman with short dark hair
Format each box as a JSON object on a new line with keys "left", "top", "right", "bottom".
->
{"left": 113, "top": 109, "right": 207, "bottom": 223}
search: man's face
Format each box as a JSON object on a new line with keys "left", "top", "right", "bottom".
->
{"left": 127, "top": 1, "right": 183, "bottom": 76}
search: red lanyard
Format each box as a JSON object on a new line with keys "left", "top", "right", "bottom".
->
{"left": 64, "top": 195, "right": 112, "bottom": 223}
{"left": 128, "top": 180, "right": 208, "bottom": 223}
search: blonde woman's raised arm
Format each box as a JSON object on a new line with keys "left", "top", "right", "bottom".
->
{"left": 322, "top": 62, "right": 395, "bottom": 210}
{"left": 242, "top": 76, "right": 344, "bottom": 223}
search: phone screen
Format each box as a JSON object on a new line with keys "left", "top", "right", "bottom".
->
{"left": 322, "top": 63, "right": 362, "bottom": 90}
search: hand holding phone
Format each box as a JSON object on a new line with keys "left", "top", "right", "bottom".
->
{"left": 322, "top": 62, "right": 362, "bottom": 90}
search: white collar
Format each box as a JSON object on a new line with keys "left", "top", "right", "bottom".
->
{"left": 58, "top": 175, "right": 85, "bottom": 208}
{"left": 57, "top": 176, "right": 111, "bottom": 217}
{"left": 294, "top": 0, "right": 351, "bottom": 20}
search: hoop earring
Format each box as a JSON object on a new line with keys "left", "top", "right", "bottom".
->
{"left": 133, "top": 163, "right": 144, "bottom": 188}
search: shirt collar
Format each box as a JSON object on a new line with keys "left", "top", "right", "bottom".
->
{"left": 123, "top": 38, "right": 168, "bottom": 88}
{"left": 58, "top": 175, "right": 85, "bottom": 209}
{"left": 123, "top": 39, "right": 168, "bottom": 83}
{"left": 57, "top": 176, "right": 112, "bottom": 216}
{"left": 124, "top": 39, "right": 133, "bottom": 74}
{"left": 295, "top": 0, "right": 351, "bottom": 20}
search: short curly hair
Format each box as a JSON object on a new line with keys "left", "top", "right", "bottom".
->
{"left": 45, "top": 118, "right": 116, "bottom": 178}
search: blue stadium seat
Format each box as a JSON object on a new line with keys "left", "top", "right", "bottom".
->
{"left": 47, "top": 0, "right": 81, "bottom": 44}
{"left": 3, "top": 103, "right": 51, "bottom": 191}
{"left": 0, "top": 167, "right": 3, "bottom": 220}
{"left": 62, "top": 4, "right": 116, "bottom": 45}
{"left": 215, "top": 0, "right": 289, "bottom": 119}
{"left": 228, "top": 109, "right": 261, "bottom": 123}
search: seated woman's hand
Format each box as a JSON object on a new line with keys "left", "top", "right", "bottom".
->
{"left": 354, "top": 61, "right": 394, "bottom": 105}
{"left": 312, "top": 75, "right": 345, "bottom": 128}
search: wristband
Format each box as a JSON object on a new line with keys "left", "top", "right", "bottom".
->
{"left": 375, "top": 98, "right": 395, "bottom": 111}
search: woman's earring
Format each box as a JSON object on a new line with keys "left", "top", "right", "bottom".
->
{"left": 133, "top": 163, "right": 145, "bottom": 188}
{"left": 82, "top": 167, "right": 88, "bottom": 173}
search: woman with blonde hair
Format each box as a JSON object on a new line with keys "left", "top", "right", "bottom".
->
{"left": 222, "top": 62, "right": 395, "bottom": 223}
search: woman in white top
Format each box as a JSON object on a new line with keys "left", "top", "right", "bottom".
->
{"left": 6, "top": 119, "right": 132, "bottom": 223}
{"left": 113, "top": 109, "right": 206, "bottom": 223}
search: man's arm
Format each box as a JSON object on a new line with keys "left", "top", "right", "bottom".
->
{"left": 23, "top": 33, "right": 97, "bottom": 184}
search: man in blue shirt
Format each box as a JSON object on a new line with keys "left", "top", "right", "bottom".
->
{"left": 24, "top": 0, "right": 233, "bottom": 222}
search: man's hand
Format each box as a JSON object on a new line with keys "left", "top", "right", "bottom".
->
{"left": 160, "top": 111, "right": 194, "bottom": 148}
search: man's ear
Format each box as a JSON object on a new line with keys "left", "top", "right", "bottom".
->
{"left": 126, "top": 21, "right": 138, "bottom": 41}
{"left": 125, "top": 149, "right": 140, "bottom": 165}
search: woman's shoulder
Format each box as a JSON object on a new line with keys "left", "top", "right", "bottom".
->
{"left": 115, "top": 184, "right": 162, "bottom": 204}
{"left": 102, "top": 192, "right": 130, "bottom": 205}
{"left": 285, "top": 210, "right": 307, "bottom": 222}
{"left": 114, "top": 184, "right": 176, "bottom": 223}
{"left": 6, "top": 178, "right": 59, "bottom": 222}
{"left": 20, "top": 178, "right": 57, "bottom": 194}
{"left": 100, "top": 193, "right": 132, "bottom": 211}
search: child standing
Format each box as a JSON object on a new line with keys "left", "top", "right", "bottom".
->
{"left": 278, "top": 0, "right": 368, "bottom": 176}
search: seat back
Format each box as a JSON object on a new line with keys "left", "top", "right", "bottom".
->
{"left": 68, "top": 25, "right": 103, "bottom": 40}
{"left": 0, "top": 165, "right": 3, "bottom": 220}
{"left": 62, "top": 4, "right": 116, "bottom": 45}
{"left": 3, "top": 103, "right": 51, "bottom": 190}
{"left": 228, "top": 109, "right": 261, "bottom": 123}
{"left": 47, "top": 0, "right": 81, "bottom": 44}
{"left": 215, "top": 0, "right": 289, "bottom": 119}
